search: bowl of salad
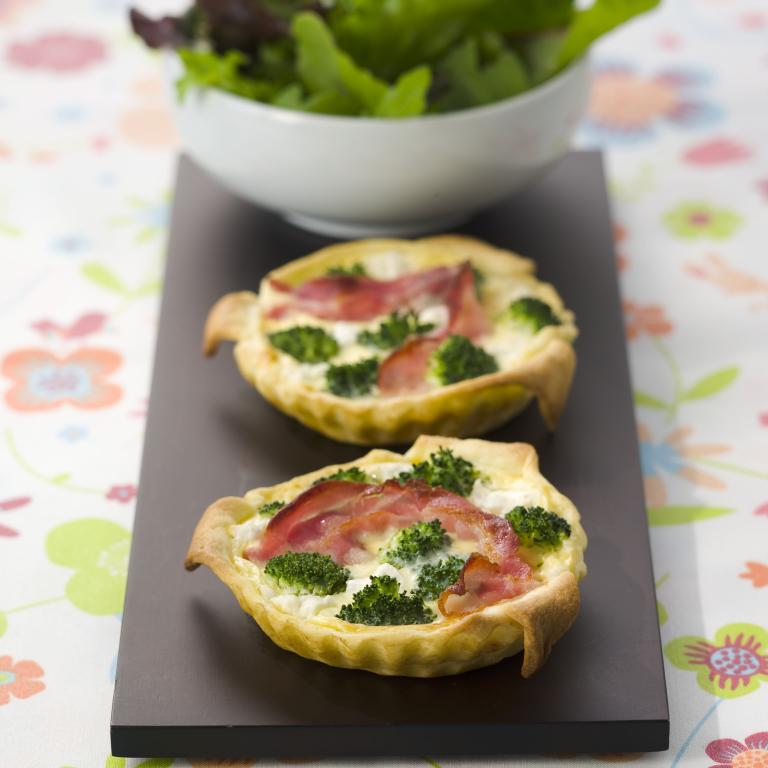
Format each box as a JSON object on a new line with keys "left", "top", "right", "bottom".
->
{"left": 133, "top": 0, "right": 658, "bottom": 237}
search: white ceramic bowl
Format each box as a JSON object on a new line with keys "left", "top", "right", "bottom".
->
{"left": 169, "top": 56, "right": 590, "bottom": 237}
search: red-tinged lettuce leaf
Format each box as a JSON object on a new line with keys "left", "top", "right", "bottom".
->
{"left": 197, "top": 0, "right": 289, "bottom": 54}
{"left": 129, "top": 7, "right": 194, "bottom": 49}
{"left": 557, "top": 0, "right": 660, "bottom": 67}
{"left": 130, "top": 1, "right": 322, "bottom": 54}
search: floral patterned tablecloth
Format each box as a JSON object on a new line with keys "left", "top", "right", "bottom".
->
{"left": 1, "top": 1, "right": 767, "bottom": 766}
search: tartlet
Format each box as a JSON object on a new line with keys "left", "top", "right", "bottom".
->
{"left": 186, "top": 436, "right": 587, "bottom": 677}
{"left": 204, "top": 235, "right": 577, "bottom": 445}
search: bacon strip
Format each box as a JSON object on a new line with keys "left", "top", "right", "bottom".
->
{"left": 438, "top": 554, "right": 534, "bottom": 617}
{"left": 445, "top": 261, "right": 490, "bottom": 339}
{"left": 377, "top": 262, "right": 490, "bottom": 395}
{"left": 266, "top": 265, "right": 459, "bottom": 322}
{"left": 248, "top": 480, "right": 370, "bottom": 562}
{"left": 377, "top": 337, "right": 441, "bottom": 396}
{"left": 245, "top": 479, "right": 535, "bottom": 615}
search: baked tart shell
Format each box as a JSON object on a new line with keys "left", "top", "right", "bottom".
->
{"left": 186, "top": 436, "right": 585, "bottom": 678}
{"left": 204, "top": 236, "right": 577, "bottom": 445}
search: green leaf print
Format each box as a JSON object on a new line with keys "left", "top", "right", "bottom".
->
{"left": 682, "top": 366, "right": 739, "bottom": 402}
{"left": 0, "top": 611, "right": 7, "bottom": 638}
{"left": 634, "top": 391, "right": 668, "bottom": 410}
{"left": 647, "top": 506, "right": 733, "bottom": 526}
{"left": 134, "top": 278, "right": 162, "bottom": 297}
{"left": 638, "top": 338, "right": 740, "bottom": 421}
{"left": 657, "top": 601, "right": 668, "bottom": 625}
{"left": 104, "top": 757, "right": 173, "bottom": 768}
{"left": 665, "top": 623, "right": 768, "bottom": 698}
{"left": 664, "top": 202, "right": 742, "bottom": 240}
{"left": 46, "top": 519, "right": 131, "bottom": 615}
{"left": 81, "top": 263, "right": 128, "bottom": 295}
{"left": 0, "top": 221, "right": 22, "bottom": 237}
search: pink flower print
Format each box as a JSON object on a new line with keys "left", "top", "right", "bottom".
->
{"left": 0, "top": 0, "right": 38, "bottom": 26}
{"left": 740, "top": 12, "right": 768, "bottom": 30}
{"left": 740, "top": 563, "right": 768, "bottom": 589}
{"left": 106, "top": 485, "right": 137, "bottom": 504}
{"left": 119, "top": 79, "right": 177, "bottom": 149}
{"left": 31, "top": 312, "right": 107, "bottom": 340}
{"left": 6, "top": 33, "right": 106, "bottom": 73}
{"left": 683, "top": 138, "right": 752, "bottom": 166}
{"left": 0, "top": 497, "right": 30, "bottom": 511}
{"left": 686, "top": 255, "right": 768, "bottom": 305}
{"left": 657, "top": 32, "right": 681, "bottom": 51}
{"left": 2, "top": 348, "right": 122, "bottom": 411}
{"left": 0, "top": 657, "right": 45, "bottom": 705}
{"left": 614, "top": 224, "right": 628, "bottom": 271}
{"left": 584, "top": 65, "right": 721, "bottom": 144}
{"left": 707, "top": 732, "right": 768, "bottom": 768}
{"left": 637, "top": 423, "right": 728, "bottom": 507}
{"left": 623, "top": 302, "right": 673, "bottom": 340}
{"left": 666, "top": 624, "right": 768, "bottom": 698}
{"left": 0, "top": 496, "right": 30, "bottom": 538}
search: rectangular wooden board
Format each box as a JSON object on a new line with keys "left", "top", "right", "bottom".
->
{"left": 111, "top": 152, "right": 669, "bottom": 759}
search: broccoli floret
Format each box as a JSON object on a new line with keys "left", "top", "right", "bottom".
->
{"left": 257, "top": 500, "right": 285, "bottom": 516}
{"left": 505, "top": 506, "right": 571, "bottom": 551}
{"left": 398, "top": 447, "right": 479, "bottom": 497}
{"left": 325, "top": 357, "right": 379, "bottom": 397}
{"left": 336, "top": 575, "right": 435, "bottom": 625}
{"left": 507, "top": 297, "right": 561, "bottom": 333}
{"left": 357, "top": 311, "right": 435, "bottom": 350}
{"left": 430, "top": 334, "right": 498, "bottom": 385}
{"left": 264, "top": 552, "right": 350, "bottom": 595}
{"left": 327, "top": 263, "right": 366, "bottom": 277}
{"left": 381, "top": 519, "right": 449, "bottom": 566}
{"left": 415, "top": 555, "right": 466, "bottom": 600}
{"left": 313, "top": 467, "right": 372, "bottom": 485}
{"left": 268, "top": 326, "right": 339, "bottom": 363}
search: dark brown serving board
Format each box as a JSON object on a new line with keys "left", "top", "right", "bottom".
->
{"left": 111, "top": 152, "right": 669, "bottom": 759}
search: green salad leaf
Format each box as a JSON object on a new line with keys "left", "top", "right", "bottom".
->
{"left": 133, "top": 0, "right": 661, "bottom": 117}
{"left": 176, "top": 49, "right": 279, "bottom": 102}
{"left": 470, "top": 0, "right": 573, "bottom": 36}
{"left": 434, "top": 35, "right": 529, "bottom": 112}
{"left": 518, "top": 31, "right": 568, "bottom": 85}
{"left": 292, "top": 12, "right": 431, "bottom": 118}
{"left": 329, "top": 0, "right": 496, "bottom": 81}
{"left": 557, "top": 0, "right": 661, "bottom": 68}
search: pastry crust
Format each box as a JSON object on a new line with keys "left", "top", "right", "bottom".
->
{"left": 204, "top": 236, "right": 577, "bottom": 445}
{"left": 186, "top": 436, "right": 586, "bottom": 677}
